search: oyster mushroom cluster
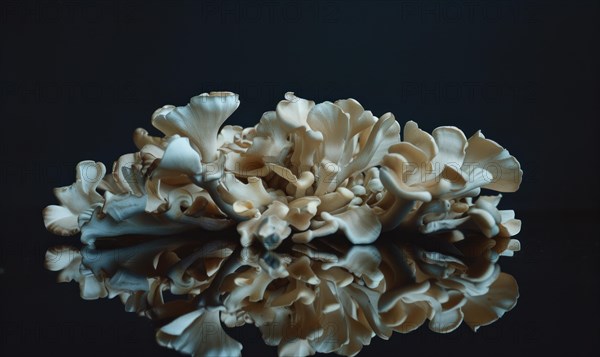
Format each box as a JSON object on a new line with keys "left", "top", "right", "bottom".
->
{"left": 45, "top": 228, "right": 519, "bottom": 357}
{"left": 43, "top": 91, "right": 523, "bottom": 250}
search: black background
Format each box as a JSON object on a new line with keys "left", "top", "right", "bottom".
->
{"left": 1, "top": 0, "right": 598, "bottom": 356}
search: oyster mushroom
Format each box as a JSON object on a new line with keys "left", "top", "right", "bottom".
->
{"left": 43, "top": 161, "right": 106, "bottom": 236}
{"left": 151, "top": 92, "right": 240, "bottom": 163}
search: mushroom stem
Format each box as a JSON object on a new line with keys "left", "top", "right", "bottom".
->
{"left": 197, "top": 244, "right": 244, "bottom": 309}
{"left": 379, "top": 198, "right": 415, "bottom": 231}
{"left": 313, "top": 161, "right": 339, "bottom": 196}
{"left": 200, "top": 179, "right": 250, "bottom": 222}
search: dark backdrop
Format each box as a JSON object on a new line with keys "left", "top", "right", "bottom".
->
{"left": 1, "top": 0, "right": 598, "bottom": 356}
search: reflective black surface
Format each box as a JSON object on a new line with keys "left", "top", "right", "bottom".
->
{"left": 1, "top": 0, "right": 598, "bottom": 356}
{"left": 2, "top": 210, "right": 598, "bottom": 356}
{"left": 41, "top": 227, "right": 520, "bottom": 356}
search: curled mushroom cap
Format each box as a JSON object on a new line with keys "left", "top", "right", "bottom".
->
{"left": 152, "top": 92, "right": 240, "bottom": 162}
{"left": 43, "top": 161, "right": 106, "bottom": 236}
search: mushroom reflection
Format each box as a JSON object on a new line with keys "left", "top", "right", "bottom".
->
{"left": 46, "top": 228, "right": 518, "bottom": 356}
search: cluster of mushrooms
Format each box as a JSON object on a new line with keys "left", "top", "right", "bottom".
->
{"left": 44, "top": 91, "right": 522, "bottom": 356}
{"left": 43, "top": 91, "right": 522, "bottom": 249}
